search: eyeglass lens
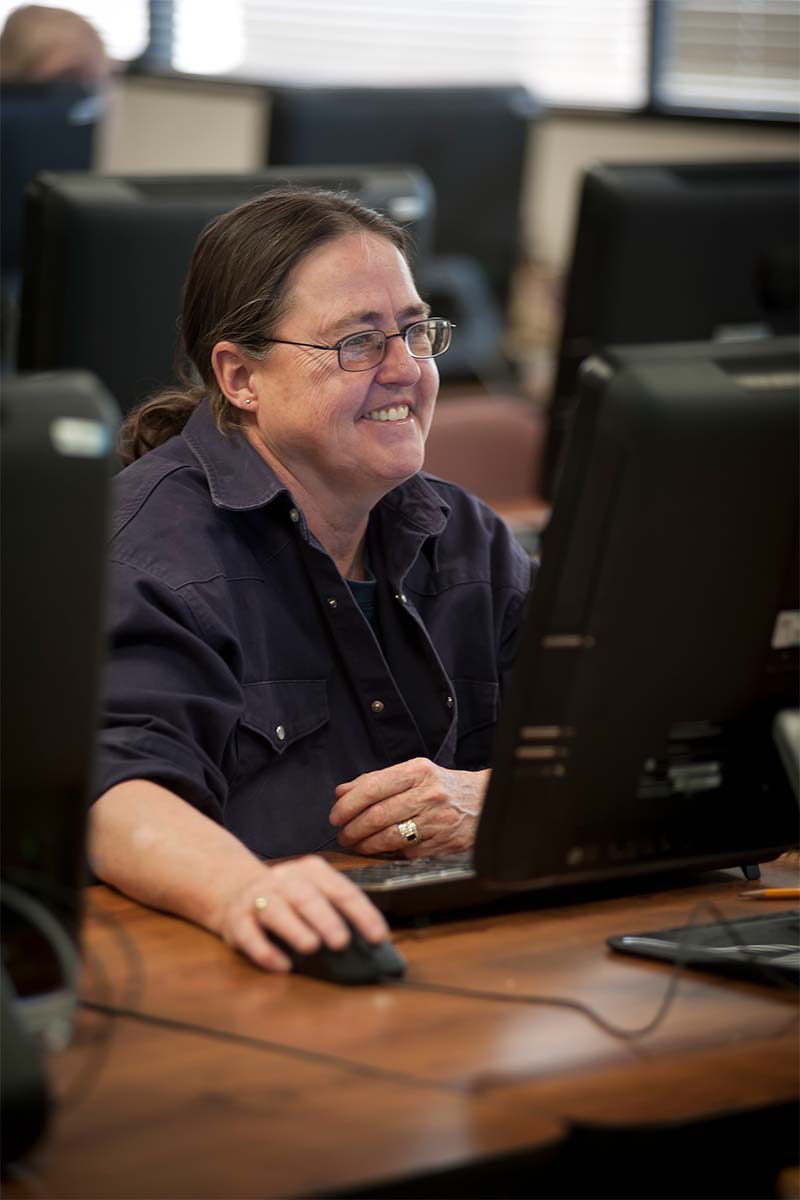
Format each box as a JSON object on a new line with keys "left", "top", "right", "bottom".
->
{"left": 339, "top": 319, "right": 451, "bottom": 371}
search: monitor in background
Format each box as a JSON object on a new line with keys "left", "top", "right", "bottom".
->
{"left": 16, "top": 166, "right": 434, "bottom": 415}
{"left": 544, "top": 161, "right": 800, "bottom": 498}
{"left": 0, "top": 82, "right": 101, "bottom": 279}
{"left": 267, "top": 84, "right": 540, "bottom": 309}
{"left": 0, "top": 81, "right": 103, "bottom": 369}
{"left": 350, "top": 336, "right": 799, "bottom": 917}
{"left": 1, "top": 371, "right": 118, "bottom": 1017}
{"left": 266, "top": 84, "right": 541, "bottom": 383}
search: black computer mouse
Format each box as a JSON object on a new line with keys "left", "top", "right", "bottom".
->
{"left": 270, "top": 921, "right": 406, "bottom": 985}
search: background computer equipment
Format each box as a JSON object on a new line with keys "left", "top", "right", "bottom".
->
{"left": 16, "top": 166, "right": 434, "bottom": 416}
{"left": 543, "top": 160, "right": 800, "bottom": 497}
{"left": 266, "top": 84, "right": 541, "bottom": 383}
{"left": 475, "top": 335, "right": 799, "bottom": 893}
{"left": 0, "top": 81, "right": 101, "bottom": 281}
{"left": 0, "top": 81, "right": 103, "bottom": 369}
{"left": 1, "top": 371, "right": 118, "bottom": 1013}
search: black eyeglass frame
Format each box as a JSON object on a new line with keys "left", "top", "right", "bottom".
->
{"left": 262, "top": 317, "right": 455, "bottom": 372}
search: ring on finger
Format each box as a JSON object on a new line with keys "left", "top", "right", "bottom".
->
{"left": 253, "top": 895, "right": 270, "bottom": 913}
{"left": 397, "top": 818, "right": 420, "bottom": 845}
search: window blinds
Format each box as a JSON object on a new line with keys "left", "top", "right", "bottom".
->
{"left": 653, "top": 0, "right": 800, "bottom": 118}
{"left": 171, "top": 0, "right": 649, "bottom": 110}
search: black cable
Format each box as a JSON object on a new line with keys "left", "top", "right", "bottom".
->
{"left": 388, "top": 899, "right": 800, "bottom": 1042}
{"left": 76, "top": 999, "right": 470, "bottom": 1094}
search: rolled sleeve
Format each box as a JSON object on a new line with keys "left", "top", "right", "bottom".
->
{"left": 93, "top": 560, "right": 243, "bottom": 821}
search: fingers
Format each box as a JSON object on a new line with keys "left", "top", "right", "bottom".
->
{"left": 330, "top": 760, "right": 424, "bottom": 827}
{"left": 222, "top": 856, "right": 389, "bottom": 973}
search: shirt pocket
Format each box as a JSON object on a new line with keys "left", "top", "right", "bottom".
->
{"left": 228, "top": 679, "right": 337, "bottom": 858}
{"left": 452, "top": 678, "right": 499, "bottom": 770}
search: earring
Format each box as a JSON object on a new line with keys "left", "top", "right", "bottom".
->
{"left": 244, "top": 398, "right": 253, "bottom": 405}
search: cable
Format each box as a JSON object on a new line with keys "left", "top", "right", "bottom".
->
{"left": 1, "top": 877, "right": 147, "bottom": 1114}
{"left": 0, "top": 881, "right": 80, "bottom": 1051}
{"left": 76, "top": 999, "right": 470, "bottom": 1094}
{"left": 388, "top": 899, "right": 799, "bottom": 1042}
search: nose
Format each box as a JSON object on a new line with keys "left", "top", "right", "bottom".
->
{"left": 373, "top": 332, "right": 423, "bottom": 386}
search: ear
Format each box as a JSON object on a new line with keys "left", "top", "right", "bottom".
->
{"left": 211, "top": 341, "right": 259, "bottom": 411}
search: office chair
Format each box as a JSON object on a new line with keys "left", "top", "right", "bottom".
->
{"left": 423, "top": 394, "right": 546, "bottom": 507}
{"left": 265, "top": 84, "right": 542, "bottom": 386}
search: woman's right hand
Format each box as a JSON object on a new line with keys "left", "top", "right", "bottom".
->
{"left": 215, "top": 853, "right": 389, "bottom": 972}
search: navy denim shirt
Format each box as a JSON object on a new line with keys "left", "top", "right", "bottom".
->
{"left": 95, "top": 400, "right": 533, "bottom": 859}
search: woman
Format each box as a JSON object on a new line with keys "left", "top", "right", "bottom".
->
{"left": 91, "top": 187, "right": 533, "bottom": 971}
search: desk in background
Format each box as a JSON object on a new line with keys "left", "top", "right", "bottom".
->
{"left": 7, "top": 858, "right": 798, "bottom": 1199}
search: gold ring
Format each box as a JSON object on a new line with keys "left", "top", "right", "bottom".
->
{"left": 253, "top": 895, "right": 269, "bottom": 912}
{"left": 397, "top": 819, "right": 419, "bottom": 845}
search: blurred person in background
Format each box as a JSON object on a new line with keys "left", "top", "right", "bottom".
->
{"left": 0, "top": 3, "right": 110, "bottom": 82}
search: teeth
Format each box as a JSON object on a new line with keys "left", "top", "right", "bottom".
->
{"left": 365, "top": 404, "right": 409, "bottom": 422}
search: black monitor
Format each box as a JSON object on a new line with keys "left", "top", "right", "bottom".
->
{"left": 266, "top": 85, "right": 540, "bottom": 311}
{"left": 1, "top": 371, "right": 118, "bottom": 1011}
{"left": 16, "top": 166, "right": 434, "bottom": 415}
{"left": 544, "top": 161, "right": 800, "bottom": 498}
{"left": 0, "top": 82, "right": 101, "bottom": 279}
{"left": 477, "top": 336, "right": 799, "bottom": 890}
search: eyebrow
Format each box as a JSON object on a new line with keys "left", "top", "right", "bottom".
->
{"left": 321, "top": 302, "right": 431, "bottom": 342}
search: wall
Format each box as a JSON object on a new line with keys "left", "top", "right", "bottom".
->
{"left": 94, "top": 74, "right": 798, "bottom": 399}
{"left": 98, "top": 74, "right": 798, "bottom": 272}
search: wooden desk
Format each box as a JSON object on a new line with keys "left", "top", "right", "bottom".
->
{"left": 11, "top": 859, "right": 799, "bottom": 1198}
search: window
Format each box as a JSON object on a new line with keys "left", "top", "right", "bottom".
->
{"left": 652, "top": 0, "right": 800, "bottom": 119}
{"left": 169, "top": 0, "right": 650, "bottom": 111}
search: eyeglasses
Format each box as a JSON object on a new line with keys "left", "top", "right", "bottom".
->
{"left": 264, "top": 317, "right": 454, "bottom": 372}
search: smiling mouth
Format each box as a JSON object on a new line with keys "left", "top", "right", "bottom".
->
{"left": 363, "top": 403, "right": 411, "bottom": 423}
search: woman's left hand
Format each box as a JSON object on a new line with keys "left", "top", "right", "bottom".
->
{"left": 329, "top": 758, "right": 490, "bottom": 857}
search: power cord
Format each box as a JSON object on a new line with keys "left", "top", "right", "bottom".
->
{"left": 387, "top": 899, "right": 799, "bottom": 1042}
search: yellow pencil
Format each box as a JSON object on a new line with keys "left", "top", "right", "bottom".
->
{"left": 739, "top": 887, "right": 800, "bottom": 900}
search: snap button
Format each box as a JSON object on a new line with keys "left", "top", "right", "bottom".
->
{"left": 445, "top": 695, "right": 454, "bottom": 709}
{"left": 275, "top": 724, "right": 286, "bottom": 741}
{"left": 288, "top": 508, "right": 300, "bottom": 523}
{"left": 327, "top": 597, "right": 338, "bottom": 609}
{"left": 370, "top": 700, "right": 385, "bottom": 714}
{"left": 395, "top": 592, "right": 408, "bottom": 605}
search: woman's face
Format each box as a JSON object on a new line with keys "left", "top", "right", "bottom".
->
{"left": 244, "top": 231, "right": 439, "bottom": 507}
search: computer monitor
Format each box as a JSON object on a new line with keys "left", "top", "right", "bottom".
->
{"left": 16, "top": 166, "right": 434, "bottom": 415}
{"left": 0, "top": 82, "right": 101, "bottom": 279}
{"left": 1, "top": 371, "right": 118, "bottom": 1010}
{"left": 477, "top": 335, "right": 799, "bottom": 891}
{"left": 266, "top": 85, "right": 541, "bottom": 309}
{"left": 544, "top": 161, "right": 800, "bottom": 498}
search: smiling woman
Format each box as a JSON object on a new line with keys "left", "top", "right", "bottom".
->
{"left": 93, "top": 186, "right": 533, "bottom": 973}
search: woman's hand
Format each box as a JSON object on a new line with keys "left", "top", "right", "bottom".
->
{"left": 215, "top": 854, "right": 389, "bottom": 972}
{"left": 330, "top": 759, "right": 490, "bottom": 858}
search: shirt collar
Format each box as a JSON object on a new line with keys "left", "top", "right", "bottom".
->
{"left": 182, "top": 397, "right": 450, "bottom": 543}
{"left": 182, "top": 399, "right": 288, "bottom": 511}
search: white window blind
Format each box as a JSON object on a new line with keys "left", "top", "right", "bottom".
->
{"left": 0, "top": 0, "right": 149, "bottom": 64}
{"left": 654, "top": 0, "right": 800, "bottom": 117}
{"left": 172, "top": 0, "right": 649, "bottom": 110}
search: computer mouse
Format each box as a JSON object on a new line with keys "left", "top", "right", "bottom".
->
{"left": 270, "top": 921, "right": 406, "bottom": 985}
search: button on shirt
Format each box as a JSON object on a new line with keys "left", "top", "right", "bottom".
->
{"left": 95, "top": 400, "right": 534, "bottom": 859}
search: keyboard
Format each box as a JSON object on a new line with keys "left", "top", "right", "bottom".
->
{"left": 345, "top": 855, "right": 487, "bottom": 918}
{"left": 346, "top": 856, "right": 476, "bottom": 890}
{"left": 608, "top": 910, "right": 800, "bottom": 986}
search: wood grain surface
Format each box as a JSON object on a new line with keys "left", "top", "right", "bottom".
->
{"left": 6, "top": 857, "right": 798, "bottom": 1198}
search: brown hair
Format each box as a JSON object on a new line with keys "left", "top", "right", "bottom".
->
{"left": 118, "top": 187, "right": 411, "bottom": 465}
